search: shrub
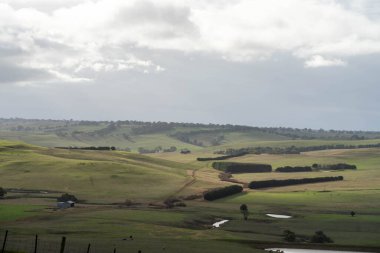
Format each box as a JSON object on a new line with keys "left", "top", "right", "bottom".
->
{"left": 310, "top": 231, "right": 333, "bottom": 243}
{"left": 212, "top": 162, "right": 272, "bottom": 173}
{"left": 248, "top": 176, "right": 344, "bottom": 189}
{"left": 204, "top": 185, "right": 243, "bottom": 201}
{"left": 283, "top": 230, "right": 296, "bottom": 242}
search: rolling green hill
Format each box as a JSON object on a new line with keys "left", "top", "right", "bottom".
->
{"left": 1, "top": 118, "right": 380, "bottom": 153}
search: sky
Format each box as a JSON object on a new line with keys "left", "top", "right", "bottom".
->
{"left": 0, "top": 0, "right": 380, "bottom": 130}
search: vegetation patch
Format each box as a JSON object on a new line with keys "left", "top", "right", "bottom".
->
{"left": 204, "top": 185, "right": 243, "bottom": 201}
{"left": 275, "top": 166, "right": 312, "bottom": 172}
{"left": 212, "top": 162, "right": 272, "bottom": 173}
{"left": 248, "top": 176, "right": 344, "bottom": 189}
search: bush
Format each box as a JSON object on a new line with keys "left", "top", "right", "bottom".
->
{"left": 57, "top": 193, "right": 78, "bottom": 202}
{"left": 310, "top": 231, "right": 333, "bottom": 243}
{"left": 212, "top": 162, "right": 272, "bottom": 173}
{"left": 204, "top": 185, "right": 243, "bottom": 201}
{"left": 0, "top": 187, "right": 6, "bottom": 198}
{"left": 276, "top": 166, "right": 312, "bottom": 172}
{"left": 248, "top": 176, "right": 344, "bottom": 189}
{"left": 283, "top": 230, "right": 296, "bottom": 242}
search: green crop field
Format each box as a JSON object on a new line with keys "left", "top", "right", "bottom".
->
{"left": 1, "top": 120, "right": 380, "bottom": 253}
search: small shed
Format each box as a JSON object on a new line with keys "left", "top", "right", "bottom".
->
{"left": 57, "top": 201, "right": 75, "bottom": 209}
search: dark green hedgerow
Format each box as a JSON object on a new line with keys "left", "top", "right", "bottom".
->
{"left": 248, "top": 176, "right": 344, "bottom": 189}
{"left": 212, "top": 162, "right": 272, "bottom": 173}
{"left": 204, "top": 185, "right": 243, "bottom": 201}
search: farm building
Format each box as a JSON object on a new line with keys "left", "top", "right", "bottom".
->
{"left": 57, "top": 200, "right": 75, "bottom": 209}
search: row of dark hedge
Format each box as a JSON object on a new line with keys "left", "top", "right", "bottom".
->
{"left": 56, "top": 146, "right": 116, "bottom": 151}
{"left": 212, "top": 162, "right": 272, "bottom": 173}
{"left": 203, "top": 185, "right": 243, "bottom": 201}
{"left": 312, "top": 163, "right": 357, "bottom": 170}
{"left": 276, "top": 166, "right": 313, "bottom": 172}
{"left": 197, "top": 152, "right": 248, "bottom": 161}
{"left": 248, "top": 176, "right": 344, "bottom": 189}
{"left": 217, "top": 143, "right": 380, "bottom": 155}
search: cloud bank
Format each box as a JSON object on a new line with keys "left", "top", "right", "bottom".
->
{"left": 0, "top": 0, "right": 380, "bottom": 85}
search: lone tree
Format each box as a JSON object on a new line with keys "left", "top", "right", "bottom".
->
{"left": 240, "top": 204, "right": 249, "bottom": 220}
{"left": 0, "top": 187, "right": 7, "bottom": 198}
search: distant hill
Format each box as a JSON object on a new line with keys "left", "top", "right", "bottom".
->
{"left": 1, "top": 118, "right": 380, "bottom": 152}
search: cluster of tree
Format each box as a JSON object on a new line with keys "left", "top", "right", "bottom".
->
{"left": 203, "top": 185, "right": 243, "bottom": 201}
{"left": 312, "top": 163, "right": 357, "bottom": 170}
{"left": 138, "top": 146, "right": 178, "bottom": 154}
{"left": 275, "top": 166, "right": 312, "bottom": 172}
{"left": 0, "top": 187, "right": 6, "bottom": 198}
{"left": 311, "top": 231, "right": 333, "bottom": 243}
{"left": 197, "top": 152, "right": 248, "bottom": 161}
{"left": 212, "top": 162, "right": 272, "bottom": 173}
{"left": 248, "top": 176, "right": 344, "bottom": 189}
{"left": 56, "top": 146, "right": 116, "bottom": 151}
{"left": 163, "top": 146, "right": 177, "bottom": 152}
{"left": 57, "top": 193, "right": 78, "bottom": 202}
{"left": 260, "top": 126, "right": 380, "bottom": 140}
{"left": 218, "top": 143, "right": 380, "bottom": 156}
{"left": 282, "top": 230, "right": 333, "bottom": 243}
{"left": 138, "top": 147, "right": 162, "bottom": 154}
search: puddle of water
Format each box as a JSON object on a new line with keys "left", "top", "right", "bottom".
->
{"left": 266, "top": 248, "right": 372, "bottom": 253}
{"left": 212, "top": 220, "right": 229, "bottom": 228}
{"left": 266, "top": 214, "right": 292, "bottom": 219}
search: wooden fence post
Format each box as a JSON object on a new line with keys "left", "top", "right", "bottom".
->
{"left": 60, "top": 236, "right": 66, "bottom": 253}
{"left": 113, "top": 247, "right": 116, "bottom": 253}
{"left": 86, "top": 243, "right": 91, "bottom": 253}
{"left": 34, "top": 234, "right": 38, "bottom": 253}
{"left": 1, "top": 230, "right": 8, "bottom": 253}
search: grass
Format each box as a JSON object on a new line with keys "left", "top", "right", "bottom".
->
{"left": 1, "top": 140, "right": 380, "bottom": 252}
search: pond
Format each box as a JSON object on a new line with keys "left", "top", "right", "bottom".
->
{"left": 266, "top": 214, "right": 292, "bottom": 219}
{"left": 212, "top": 220, "right": 229, "bottom": 228}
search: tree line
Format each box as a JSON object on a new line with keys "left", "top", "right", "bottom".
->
{"left": 203, "top": 185, "right": 243, "bottom": 201}
{"left": 248, "top": 176, "right": 344, "bottom": 189}
{"left": 212, "top": 162, "right": 272, "bottom": 173}
{"left": 56, "top": 146, "right": 116, "bottom": 151}
{"left": 217, "top": 143, "right": 380, "bottom": 155}
{"left": 197, "top": 152, "right": 248, "bottom": 161}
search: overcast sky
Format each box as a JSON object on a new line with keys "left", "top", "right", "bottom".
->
{"left": 1, "top": 0, "right": 380, "bottom": 130}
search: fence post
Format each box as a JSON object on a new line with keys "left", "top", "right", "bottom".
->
{"left": 113, "top": 248, "right": 116, "bottom": 253}
{"left": 60, "top": 236, "right": 66, "bottom": 253}
{"left": 34, "top": 234, "right": 38, "bottom": 253}
{"left": 1, "top": 230, "right": 8, "bottom": 253}
{"left": 86, "top": 243, "right": 91, "bottom": 253}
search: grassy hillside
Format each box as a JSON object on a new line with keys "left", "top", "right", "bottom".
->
{"left": 1, "top": 134, "right": 380, "bottom": 252}
{"left": 2, "top": 118, "right": 380, "bottom": 153}
{"left": 0, "top": 140, "right": 198, "bottom": 203}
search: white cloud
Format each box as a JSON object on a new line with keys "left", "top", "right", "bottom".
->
{"left": 305, "top": 55, "right": 347, "bottom": 68}
{"left": 0, "top": 0, "right": 380, "bottom": 85}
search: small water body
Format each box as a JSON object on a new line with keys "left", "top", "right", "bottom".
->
{"left": 212, "top": 220, "right": 229, "bottom": 228}
{"left": 266, "top": 214, "right": 292, "bottom": 219}
{"left": 266, "top": 248, "right": 372, "bottom": 253}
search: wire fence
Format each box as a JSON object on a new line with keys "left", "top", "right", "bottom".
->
{"left": 0, "top": 230, "right": 151, "bottom": 253}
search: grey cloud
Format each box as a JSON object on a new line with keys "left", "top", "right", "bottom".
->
{"left": 0, "top": 62, "right": 52, "bottom": 83}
